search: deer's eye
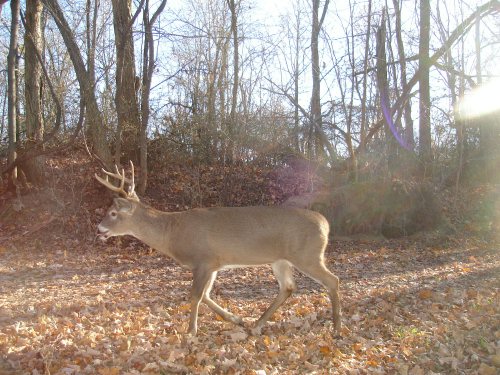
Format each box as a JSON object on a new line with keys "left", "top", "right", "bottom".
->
{"left": 110, "top": 211, "right": 117, "bottom": 218}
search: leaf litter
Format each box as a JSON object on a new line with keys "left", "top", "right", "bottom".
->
{"left": 0, "top": 234, "right": 498, "bottom": 374}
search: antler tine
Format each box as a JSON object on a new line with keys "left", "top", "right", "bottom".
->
{"left": 120, "top": 167, "right": 126, "bottom": 191}
{"left": 95, "top": 161, "right": 139, "bottom": 201}
{"left": 129, "top": 161, "right": 136, "bottom": 196}
{"left": 101, "top": 167, "right": 122, "bottom": 180}
{"left": 100, "top": 165, "right": 134, "bottom": 184}
{"left": 94, "top": 172, "right": 128, "bottom": 197}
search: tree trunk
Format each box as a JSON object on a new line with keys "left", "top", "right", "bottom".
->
{"left": 42, "top": 0, "right": 112, "bottom": 167}
{"left": 111, "top": 0, "right": 141, "bottom": 164}
{"left": 7, "top": 0, "right": 20, "bottom": 188}
{"left": 23, "top": 0, "right": 45, "bottom": 185}
{"left": 139, "top": 0, "right": 151, "bottom": 196}
{"left": 359, "top": 0, "right": 372, "bottom": 156}
{"left": 392, "top": 0, "right": 414, "bottom": 150}
{"left": 227, "top": 0, "right": 239, "bottom": 163}
{"left": 419, "top": 0, "right": 432, "bottom": 176}
{"left": 293, "top": 12, "right": 301, "bottom": 153}
{"left": 475, "top": 11, "right": 482, "bottom": 87}
{"left": 203, "top": 30, "right": 224, "bottom": 163}
{"left": 436, "top": 2, "right": 461, "bottom": 186}
{"left": 86, "top": 0, "right": 98, "bottom": 89}
{"left": 138, "top": 0, "right": 167, "bottom": 195}
{"left": 310, "top": 0, "right": 321, "bottom": 158}
{"left": 217, "top": 33, "right": 228, "bottom": 162}
{"left": 310, "top": 0, "right": 330, "bottom": 160}
{"left": 376, "top": 10, "right": 398, "bottom": 175}
{"left": 474, "top": 11, "right": 499, "bottom": 182}
{"left": 346, "top": 2, "right": 358, "bottom": 182}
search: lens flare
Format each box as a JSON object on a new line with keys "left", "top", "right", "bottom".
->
{"left": 456, "top": 77, "right": 500, "bottom": 119}
{"left": 380, "top": 93, "right": 412, "bottom": 151}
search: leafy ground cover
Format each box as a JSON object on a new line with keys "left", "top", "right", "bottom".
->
{"left": 0, "top": 233, "right": 498, "bottom": 374}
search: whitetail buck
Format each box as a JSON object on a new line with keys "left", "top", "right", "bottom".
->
{"left": 95, "top": 162, "right": 341, "bottom": 336}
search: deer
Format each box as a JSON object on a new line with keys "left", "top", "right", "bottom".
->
{"left": 95, "top": 162, "right": 341, "bottom": 336}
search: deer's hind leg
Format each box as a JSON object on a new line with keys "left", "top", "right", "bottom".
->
{"left": 202, "top": 271, "right": 244, "bottom": 326}
{"left": 255, "top": 259, "right": 296, "bottom": 328}
{"left": 295, "top": 260, "right": 341, "bottom": 334}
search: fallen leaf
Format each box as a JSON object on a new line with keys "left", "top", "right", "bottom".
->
{"left": 98, "top": 367, "right": 120, "bottom": 375}
{"left": 168, "top": 348, "right": 186, "bottom": 362}
{"left": 262, "top": 335, "right": 272, "bottom": 346}
{"left": 418, "top": 289, "right": 434, "bottom": 300}
{"left": 478, "top": 363, "right": 497, "bottom": 375}
{"left": 319, "top": 346, "right": 331, "bottom": 355}
{"left": 228, "top": 329, "right": 248, "bottom": 342}
{"left": 490, "top": 354, "right": 500, "bottom": 367}
{"left": 408, "top": 365, "right": 424, "bottom": 375}
{"left": 142, "top": 362, "right": 159, "bottom": 372}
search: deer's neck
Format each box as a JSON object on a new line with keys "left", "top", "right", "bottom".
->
{"left": 131, "top": 206, "right": 173, "bottom": 252}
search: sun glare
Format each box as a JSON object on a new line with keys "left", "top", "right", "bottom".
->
{"left": 456, "top": 77, "right": 500, "bottom": 119}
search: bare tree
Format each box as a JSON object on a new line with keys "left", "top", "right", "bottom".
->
{"left": 376, "top": 9, "right": 399, "bottom": 174}
{"left": 111, "top": 0, "right": 141, "bottom": 163}
{"left": 359, "top": 0, "right": 372, "bottom": 155}
{"left": 7, "top": 0, "right": 20, "bottom": 188}
{"left": 475, "top": 7, "right": 500, "bottom": 182}
{"left": 291, "top": 3, "right": 306, "bottom": 153}
{"left": 138, "top": 0, "right": 167, "bottom": 194}
{"left": 42, "top": 0, "right": 113, "bottom": 166}
{"left": 23, "top": 0, "right": 45, "bottom": 185}
{"left": 269, "top": 1, "right": 308, "bottom": 154}
{"left": 86, "top": 0, "right": 98, "bottom": 93}
{"left": 392, "top": 0, "right": 414, "bottom": 150}
{"left": 226, "top": 0, "right": 239, "bottom": 163}
{"left": 340, "top": 0, "right": 361, "bottom": 181}
{"left": 309, "top": 0, "right": 330, "bottom": 159}
{"left": 419, "top": 0, "right": 432, "bottom": 175}
{"left": 171, "top": 0, "right": 233, "bottom": 162}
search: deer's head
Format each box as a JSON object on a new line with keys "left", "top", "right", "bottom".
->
{"left": 95, "top": 161, "right": 140, "bottom": 241}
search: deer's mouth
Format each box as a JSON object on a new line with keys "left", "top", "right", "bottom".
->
{"left": 97, "top": 225, "right": 111, "bottom": 241}
{"left": 98, "top": 231, "right": 110, "bottom": 240}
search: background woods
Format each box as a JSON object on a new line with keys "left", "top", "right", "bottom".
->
{"left": 0, "top": 0, "right": 498, "bottom": 182}
{"left": 0, "top": 0, "right": 498, "bottom": 237}
{"left": 0, "top": 0, "right": 497, "bottom": 183}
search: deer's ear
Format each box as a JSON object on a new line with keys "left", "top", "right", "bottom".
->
{"left": 113, "top": 198, "right": 135, "bottom": 212}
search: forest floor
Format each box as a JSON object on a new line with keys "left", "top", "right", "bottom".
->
{"left": 0, "top": 151, "right": 499, "bottom": 374}
{"left": 0, "top": 233, "right": 498, "bottom": 375}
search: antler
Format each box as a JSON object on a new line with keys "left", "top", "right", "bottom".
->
{"left": 95, "top": 161, "right": 139, "bottom": 201}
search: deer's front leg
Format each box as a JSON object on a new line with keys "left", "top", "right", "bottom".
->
{"left": 202, "top": 271, "right": 244, "bottom": 325}
{"left": 188, "top": 268, "right": 213, "bottom": 335}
